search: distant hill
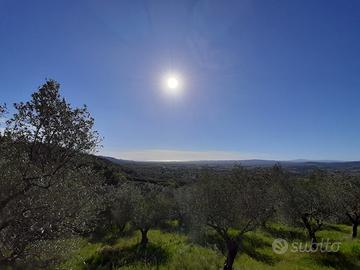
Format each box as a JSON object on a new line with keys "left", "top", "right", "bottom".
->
{"left": 100, "top": 156, "right": 360, "bottom": 174}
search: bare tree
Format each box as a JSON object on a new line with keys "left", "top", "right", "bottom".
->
{"left": 0, "top": 80, "right": 103, "bottom": 266}
{"left": 187, "top": 167, "right": 276, "bottom": 270}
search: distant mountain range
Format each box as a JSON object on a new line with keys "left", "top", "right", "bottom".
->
{"left": 101, "top": 156, "right": 360, "bottom": 173}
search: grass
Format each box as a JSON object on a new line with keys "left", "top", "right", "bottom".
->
{"left": 60, "top": 224, "right": 360, "bottom": 270}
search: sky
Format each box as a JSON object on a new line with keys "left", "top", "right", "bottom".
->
{"left": 1, "top": 0, "right": 360, "bottom": 161}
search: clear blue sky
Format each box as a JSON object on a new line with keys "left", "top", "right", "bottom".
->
{"left": 1, "top": 0, "right": 360, "bottom": 161}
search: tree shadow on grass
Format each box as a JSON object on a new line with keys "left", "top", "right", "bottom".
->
{"left": 88, "top": 226, "right": 136, "bottom": 245}
{"left": 263, "top": 225, "right": 307, "bottom": 241}
{"left": 203, "top": 232, "right": 278, "bottom": 265}
{"left": 312, "top": 252, "right": 360, "bottom": 270}
{"left": 322, "top": 224, "right": 350, "bottom": 233}
{"left": 242, "top": 234, "right": 279, "bottom": 265}
{"left": 84, "top": 243, "right": 169, "bottom": 270}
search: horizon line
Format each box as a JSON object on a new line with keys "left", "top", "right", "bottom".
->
{"left": 97, "top": 149, "right": 355, "bottom": 163}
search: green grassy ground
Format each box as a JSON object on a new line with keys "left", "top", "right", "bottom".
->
{"left": 61, "top": 224, "right": 360, "bottom": 270}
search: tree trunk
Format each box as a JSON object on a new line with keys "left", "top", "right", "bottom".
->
{"left": 346, "top": 213, "right": 359, "bottom": 239}
{"left": 118, "top": 223, "right": 126, "bottom": 233}
{"left": 352, "top": 221, "right": 358, "bottom": 239}
{"left": 0, "top": 256, "right": 14, "bottom": 269}
{"left": 140, "top": 228, "right": 149, "bottom": 248}
{"left": 223, "top": 240, "right": 239, "bottom": 270}
{"left": 309, "top": 230, "right": 318, "bottom": 250}
{"left": 302, "top": 216, "right": 317, "bottom": 250}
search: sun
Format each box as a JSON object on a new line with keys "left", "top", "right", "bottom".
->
{"left": 167, "top": 77, "right": 179, "bottom": 89}
{"left": 162, "top": 73, "right": 183, "bottom": 95}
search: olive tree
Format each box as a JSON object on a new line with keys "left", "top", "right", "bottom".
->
{"left": 0, "top": 80, "right": 103, "bottom": 266}
{"left": 111, "top": 185, "right": 134, "bottom": 233}
{"left": 0, "top": 104, "right": 5, "bottom": 118}
{"left": 279, "top": 170, "right": 335, "bottom": 249}
{"left": 333, "top": 174, "right": 360, "bottom": 238}
{"left": 112, "top": 183, "right": 173, "bottom": 248}
{"left": 187, "top": 167, "right": 276, "bottom": 270}
{"left": 0, "top": 104, "right": 6, "bottom": 136}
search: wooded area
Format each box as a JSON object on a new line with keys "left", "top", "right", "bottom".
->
{"left": 0, "top": 81, "right": 359, "bottom": 270}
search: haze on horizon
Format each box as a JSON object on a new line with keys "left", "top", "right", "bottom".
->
{"left": 1, "top": 0, "right": 360, "bottom": 161}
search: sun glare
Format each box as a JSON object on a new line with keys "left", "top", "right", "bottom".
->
{"left": 162, "top": 73, "right": 183, "bottom": 95}
{"left": 167, "top": 77, "right": 179, "bottom": 89}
